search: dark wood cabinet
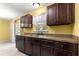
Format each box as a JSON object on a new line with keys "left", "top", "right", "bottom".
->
{"left": 54, "top": 48, "right": 72, "bottom": 56}
{"left": 16, "top": 36, "right": 78, "bottom": 56}
{"left": 25, "top": 37, "right": 32, "bottom": 55}
{"left": 40, "top": 39, "right": 55, "bottom": 56}
{"left": 20, "top": 14, "right": 33, "bottom": 28}
{"left": 16, "top": 35, "right": 25, "bottom": 52}
{"left": 54, "top": 42, "right": 78, "bottom": 56}
{"left": 41, "top": 44, "right": 54, "bottom": 56}
{"left": 47, "top": 4, "right": 58, "bottom": 25}
{"left": 40, "top": 39, "right": 78, "bottom": 56}
{"left": 47, "top": 3, "right": 75, "bottom": 26}
{"left": 32, "top": 38, "right": 40, "bottom": 56}
{"left": 60, "top": 42, "right": 78, "bottom": 56}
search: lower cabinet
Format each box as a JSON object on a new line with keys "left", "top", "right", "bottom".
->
{"left": 32, "top": 38, "right": 40, "bottom": 56}
{"left": 16, "top": 36, "right": 25, "bottom": 52}
{"left": 54, "top": 48, "right": 73, "bottom": 56}
{"left": 54, "top": 42, "right": 78, "bottom": 56}
{"left": 16, "top": 36, "right": 78, "bottom": 56}
{"left": 41, "top": 45, "right": 54, "bottom": 56}
{"left": 25, "top": 37, "right": 32, "bottom": 55}
{"left": 40, "top": 39, "right": 55, "bottom": 56}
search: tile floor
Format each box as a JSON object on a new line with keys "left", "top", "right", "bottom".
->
{"left": 0, "top": 43, "right": 27, "bottom": 56}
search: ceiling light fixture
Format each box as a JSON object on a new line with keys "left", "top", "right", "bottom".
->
{"left": 33, "top": 3, "right": 40, "bottom": 8}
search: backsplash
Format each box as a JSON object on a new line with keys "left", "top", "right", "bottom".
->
{"left": 15, "top": 19, "right": 73, "bottom": 34}
{"left": 22, "top": 24, "right": 74, "bottom": 34}
{"left": 47, "top": 24, "right": 74, "bottom": 34}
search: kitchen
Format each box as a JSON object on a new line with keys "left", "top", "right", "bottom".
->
{"left": 15, "top": 3, "right": 79, "bottom": 56}
{"left": 0, "top": 3, "right": 79, "bottom": 56}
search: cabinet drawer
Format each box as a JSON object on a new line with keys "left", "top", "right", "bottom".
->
{"left": 60, "top": 50, "right": 73, "bottom": 56}
{"left": 54, "top": 48, "right": 73, "bottom": 56}
{"left": 41, "top": 39, "right": 55, "bottom": 46}
{"left": 60, "top": 42, "right": 78, "bottom": 51}
{"left": 32, "top": 38, "right": 40, "bottom": 44}
{"left": 41, "top": 39, "right": 61, "bottom": 48}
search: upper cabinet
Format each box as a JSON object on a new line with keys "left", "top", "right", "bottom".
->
{"left": 20, "top": 14, "right": 33, "bottom": 28}
{"left": 47, "top": 3, "right": 75, "bottom": 26}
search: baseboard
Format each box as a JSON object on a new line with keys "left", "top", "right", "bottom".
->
{"left": 0, "top": 39, "right": 12, "bottom": 43}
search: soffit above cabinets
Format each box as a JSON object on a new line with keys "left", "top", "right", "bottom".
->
{"left": 0, "top": 3, "right": 53, "bottom": 20}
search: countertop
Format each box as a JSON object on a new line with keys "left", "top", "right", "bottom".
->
{"left": 16, "top": 34, "right": 79, "bottom": 44}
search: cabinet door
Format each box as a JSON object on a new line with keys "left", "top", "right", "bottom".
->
{"left": 41, "top": 44, "right": 54, "bottom": 56}
{"left": 24, "top": 16, "right": 29, "bottom": 27}
{"left": 16, "top": 36, "right": 25, "bottom": 52}
{"left": 20, "top": 14, "right": 33, "bottom": 28}
{"left": 47, "top": 3, "right": 75, "bottom": 26}
{"left": 58, "top": 3, "right": 68, "bottom": 24}
{"left": 58, "top": 3, "right": 75, "bottom": 25}
{"left": 28, "top": 15, "right": 33, "bottom": 25}
{"left": 47, "top": 4, "right": 58, "bottom": 26}
{"left": 25, "top": 37, "right": 32, "bottom": 55}
{"left": 40, "top": 39, "right": 55, "bottom": 56}
{"left": 67, "top": 3, "right": 75, "bottom": 24}
{"left": 32, "top": 38, "right": 40, "bottom": 56}
{"left": 20, "top": 16, "right": 25, "bottom": 27}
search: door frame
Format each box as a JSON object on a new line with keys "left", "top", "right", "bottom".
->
{"left": 10, "top": 20, "right": 16, "bottom": 43}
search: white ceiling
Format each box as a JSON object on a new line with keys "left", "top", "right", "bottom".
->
{"left": 0, "top": 3, "right": 52, "bottom": 20}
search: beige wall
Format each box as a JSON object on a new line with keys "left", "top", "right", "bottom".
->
{"left": 0, "top": 20, "right": 11, "bottom": 42}
{"left": 73, "top": 4, "right": 79, "bottom": 36}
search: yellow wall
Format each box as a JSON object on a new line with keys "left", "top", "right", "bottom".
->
{"left": 0, "top": 20, "right": 11, "bottom": 42}
{"left": 73, "top": 4, "right": 79, "bottom": 36}
{"left": 47, "top": 24, "right": 74, "bottom": 34}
